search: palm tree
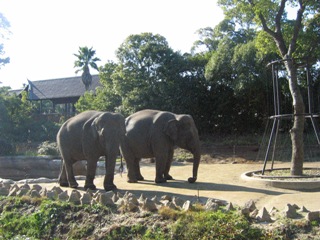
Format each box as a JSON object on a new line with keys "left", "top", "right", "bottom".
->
{"left": 74, "top": 46, "right": 100, "bottom": 90}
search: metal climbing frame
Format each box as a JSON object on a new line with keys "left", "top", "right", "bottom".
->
{"left": 261, "top": 58, "right": 320, "bottom": 174}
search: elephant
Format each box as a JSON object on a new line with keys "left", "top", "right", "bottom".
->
{"left": 57, "top": 110, "right": 126, "bottom": 191}
{"left": 121, "top": 109, "right": 201, "bottom": 184}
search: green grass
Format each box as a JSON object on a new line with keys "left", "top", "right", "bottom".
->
{"left": 0, "top": 196, "right": 296, "bottom": 239}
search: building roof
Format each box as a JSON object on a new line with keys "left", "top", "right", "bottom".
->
{"left": 27, "top": 75, "right": 100, "bottom": 101}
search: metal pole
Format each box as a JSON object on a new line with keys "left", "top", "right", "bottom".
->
{"left": 262, "top": 118, "right": 277, "bottom": 174}
{"left": 306, "top": 62, "right": 320, "bottom": 145}
{"left": 262, "top": 63, "right": 280, "bottom": 174}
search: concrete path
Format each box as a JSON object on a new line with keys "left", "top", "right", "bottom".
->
{"left": 39, "top": 161, "right": 320, "bottom": 211}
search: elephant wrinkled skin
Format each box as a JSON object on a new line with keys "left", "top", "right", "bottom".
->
{"left": 121, "top": 109, "right": 201, "bottom": 184}
{"left": 57, "top": 110, "right": 126, "bottom": 191}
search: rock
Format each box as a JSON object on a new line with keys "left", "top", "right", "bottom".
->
{"left": 205, "top": 199, "right": 219, "bottom": 211}
{"left": 98, "top": 192, "right": 115, "bottom": 206}
{"left": 0, "top": 182, "right": 11, "bottom": 190}
{"left": 126, "top": 201, "right": 139, "bottom": 212}
{"left": 29, "top": 189, "right": 41, "bottom": 198}
{"left": 116, "top": 191, "right": 123, "bottom": 199}
{"left": 151, "top": 196, "right": 161, "bottom": 205}
{"left": 0, "top": 187, "right": 9, "bottom": 196}
{"left": 69, "top": 190, "right": 81, "bottom": 204}
{"left": 172, "top": 197, "right": 184, "bottom": 209}
{"left": 8, "top": 184, "right": 19, "bottom": 196}
{"left": 58, "top": 191, "right": 69, "bottom": 201}
{"left": 182, "top": 200, "right": 192, "bottom": 211}
{"left": 138, "top": 194, "right": 146, "bottom": 204}
{"left": 292, "top": 204, "right": 299, "bottom": 209}
{"left": 305, "top": 211, "right": 320, "bottom": 221}
{"left": 20, "top": 184, "right": 31, "bottom": 190}
{"left": 80, "top": 193, "right": 92, "bottom": 205}
{"left": 93, "top": 190, "right": 104, "bottom": 199}
{"left": 46, "top": 190, "right": 56, "bottom": 200}
{"left": 16, "top": 188, "right": 29, "bottom": 197}
{"left": 111, "top": 193, "right": 118, "bottom": 203}
{"left": 161, "top": 195, "right": 172, "bottom": 201}
{"left": 298, "top": 206, "right": 309, "bottom": 213}
{"left": 141, "top": 198, "right": 158, "bottom": 212}
{"left": 52, "top": 186, "right": 63, "bottom": 195}
{"left": 256, "top": 207, "right": 272, "bottom": 222}
{"left": 163, "top": 201, "right": 176, "bottom": 210}
{"left": 249, "top": 209, "right": 259, "bottom": 218}
{"left": 269, "top": 206, "right": 278, "bottom": 215}
{"left": 125, "top": 193, "right": 139, "bottom": 206}
{"left": 40, "top": 188, "right": 47, "bottom": 197}
{"left": 115, "top": 198, "right": 125, "bottom": 206}
{"left": 240, "top": 207, "right": 250, "bottom": 216}
{"left": 208, "top": 198, "right": 228, "bottom": 206}
{"left": 31, "top": 184, "right": 42, "bottom": 192}
{"left": 225, "top": 202, "right": 235, "bottom": 211}
{"left": 283, "top": 204, "right": 298, "bottom": 219}
{"left": 244, "top": 200, "right": 257, "bottom": 212}
{"left": 86, "top": 188, "right": 94, "bottom": 196}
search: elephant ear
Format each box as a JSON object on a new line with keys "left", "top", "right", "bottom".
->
{"left": 90, "top": 117, "right": 105, "bottom": 142}
{"left": 164, "top": 119, "right": 178, "bottom": 142}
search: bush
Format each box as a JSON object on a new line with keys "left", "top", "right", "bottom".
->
{"left": 0, "top": 139, "right": 15, "bottom": 156}
{"left": 37, "top": 141, "right": 60, "bottom": 157}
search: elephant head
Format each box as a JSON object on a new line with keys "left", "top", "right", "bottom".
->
{"left": 90, "top": 112, "right": 126, "bottom": 150}
{"left": 83, "top": 112, "right": 126, "bottom": 191}
{"left": 164, "top": 114, "right": 201, "bottom": 183}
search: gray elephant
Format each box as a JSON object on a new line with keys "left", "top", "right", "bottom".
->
{"left": 121, "top": 109, "right": 201, "bottom": 184}
{"left": 57, "top": 110, "right": 126, "bottom": 191}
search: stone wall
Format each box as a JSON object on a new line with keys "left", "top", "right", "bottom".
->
{"left": 0, "top": 156, "right": 86, "bottom": 180}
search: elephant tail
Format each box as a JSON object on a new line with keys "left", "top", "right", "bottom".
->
{"left": 118, "top": 155, "right": 124, "bottom": 177}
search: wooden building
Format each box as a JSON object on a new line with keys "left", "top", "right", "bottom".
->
{"left": 26, "top": 75, "right": 100, "bottom": 116}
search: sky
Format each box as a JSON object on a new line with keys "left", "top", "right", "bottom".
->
{"left": 0, "top": 0, "right": 224, "bottom": 89}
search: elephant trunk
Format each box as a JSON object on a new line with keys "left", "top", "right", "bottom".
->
{"left": 188, "top": 147, "right": 200, "bottom": 183}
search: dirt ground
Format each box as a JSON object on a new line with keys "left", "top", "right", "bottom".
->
{"left": 37, "top": 145, "right": 320, "bottom": 211}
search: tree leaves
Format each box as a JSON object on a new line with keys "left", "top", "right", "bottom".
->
{"left": 74, "top": 46, "right": 100, "bottom": 90}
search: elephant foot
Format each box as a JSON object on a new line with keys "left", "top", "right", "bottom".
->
{"left": 127, "top": 178, "right": 138, "bottom": 183}
{"left": 104, "top": 184, "right": 117, "bottom": 192}
{"left": 70, "top": 182, "right": 79, "bottom": 188}
{"left": 84, "top": 184, "right": 97, "bottom": 191}
{"left": 59, "top": 182, "right": 69, "bottom": 187}
{"left": 155, "top": 178, "right": 167, "bottom": 184}
{"left": 165, "top": 175, "right": 174, "bottom": 180}
{"left": 137, "top": 175, "right": 144, "bottom": 181}
{"left": 188, "top": 177, "right": 197, "bottom": 183}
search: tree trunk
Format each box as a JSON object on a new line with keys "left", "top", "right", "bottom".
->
{"left": 82, "top": 65, "right": 92, "bottom": 91}
{"left": 284, "top": 59, "right": 305, "bottom": 176}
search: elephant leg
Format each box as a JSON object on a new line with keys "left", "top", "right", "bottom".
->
{"left": 58, "top": 162, "right": 69, "bottom": 187}
{"left": 104, "top": 153, "right": 117, "bottom": 192}
{"left": 155, "top": 154, "right": 168, "bottom": 184}
{"left": 121, "top": 141, "right": 139, "bottom": 183}
{"left": 64, "top": 157, "right": 78, "bottom": 188}
{"left": 164, "top": 149, "right": 174, "bottom": 180}
{"left": 84, "top": 159, "right": 97, "bottom": 190}
{"left": 134, "top": 158, "right": 144, "bottom": 181}
{"left": 124, "top": 155, "right": 139, "bottom": 183}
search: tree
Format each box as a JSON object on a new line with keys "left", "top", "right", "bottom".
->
{"left": 75, "top": 61, "right": 122, "bottom": 112}
{"left": 113, "top": 33, "right": 186, "bottom": 114}
{"left": 0, "top": 13, "right": 10, "bottom": 69}
{"left": 218, "top": 0, "right": 319, "bottom": 175}
{"left": 74, "top": 46, "right": 100, "bottom": 90}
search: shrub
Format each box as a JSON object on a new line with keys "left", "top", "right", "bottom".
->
{"left": 0, "top": 139, "right": 15, "bottom": 156}
{"left": 37, "top": 141, "right": 60, "bottom": 157}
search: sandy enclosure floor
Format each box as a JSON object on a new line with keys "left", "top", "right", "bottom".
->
{"left": 36, "top": 161, "right": 320, "bottom": 212}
